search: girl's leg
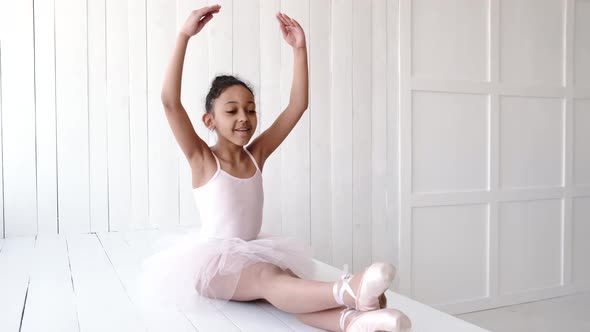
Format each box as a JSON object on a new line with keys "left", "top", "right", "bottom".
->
{"left": 227, "top": 262, "right": 384, "bottom": 314}
{"left": 227, "top": 262, "right": 340, "bottom": 313}
{"left": 203, "top": 263, "right": 404, "bottom": 331}
{"left": 295, "top": 307, "right": 347, "bottom": 332}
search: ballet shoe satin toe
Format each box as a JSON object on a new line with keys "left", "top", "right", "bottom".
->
{"left": 340, "top": 307, "right": 412, "bottom": 332}
{"left": 333, "top": 262, "right": 396, "bottom": 311}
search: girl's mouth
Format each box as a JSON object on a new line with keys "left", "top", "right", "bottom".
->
{"left": 234, "top": 128, "right": 251, "bottom": 135}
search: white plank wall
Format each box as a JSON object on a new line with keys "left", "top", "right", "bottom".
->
{"left": 178, "top": 0, "right": 209, "bottom": 228}
{"left": 56, "top": 0, "right": 91, "bottom": 234}
{"left": 1, "top": 1, "right": 37, "bottom": 237}
{"left": 34, "top": 0, "right": 59, "bottom": 235}
{"left": 107, "top": 0, "right": 132, "bottom": 232}
{"left": 281, "top": 0, "right": 311, "bottom": 244}
{"left": 1, "top": 0, "right": 590, "bottom": 316}
{"left": 352, "top": 0, "right": 374, "bottom": 276}
{"left": 260, "top": 0, "right": 283, "bottom": 236}
{"left": 88, "top": 0, "right": 109, "bottom": 233}
{"left": 147, "top": 0, "right": 178, "bottom": 229}
{"left": 331, "top": 0, "right": 354, "bottom": 272}
{"left": 371, "top": 0, "right": 397, "bottom": 274}
{"left": 309, "top": 0, "right": 332, "bottom": 263}
{"left": 129, "top": 0, "right": 150, "bottom": 231}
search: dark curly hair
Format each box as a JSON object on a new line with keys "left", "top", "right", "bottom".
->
{"left": 205, "top": 75, "right": 254, "bottom": 115}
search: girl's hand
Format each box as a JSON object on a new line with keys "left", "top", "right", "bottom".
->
{"left": 180, "top": 4, "right": 221, "bottom": 37}
{"left": 276, "top": 12, "right": 306, "bottom": 49}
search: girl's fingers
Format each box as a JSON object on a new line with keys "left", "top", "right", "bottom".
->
{"left": 278, "top": 20, "right": 288, "bottom": 37}
{"left": 277, "top": 13, "right": 290, "bottom": 27}
{"left": 284, "top": 15, "right": 300, "bottom": 29}
{"left": 280, "top": 13, "right": 301, "bottom": 31}
{"left": 197, "top": 5, "right": 220, "bottom": 18}
{"left": 200, "top": 13, "right": 214, "bottom": 25}
{"left": 283, "top": 14, "right": 293, "bottom": 27}
{"left": 276, "top": 13, "right": 286, "bottom": 26}
{"left": 290, "top": 17, "right": 301, "bottom": 28}
{"left": 276, "top": 14, "right": 288, "bottom": 30}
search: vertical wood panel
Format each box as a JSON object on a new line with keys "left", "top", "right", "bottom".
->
{"left": 310, "top": 0, "right": 332, "bottom": 263}
{"left": 207, "top": 0, "right": 233, "bottom": 109}
{"left": 352, "top": 0, "right": 373, "bottom": 273}
{"left": 489, "top": 0, "right": 501, "bottom": 302}
{"left": 177, "top": 0, "right": 209, "bottom": 227}
{"left": 386, "top": 0, "right": 401, "bottom": 290}
{"left": 34, "top": 0, "right": 59, "bottom": 235}
{"left": 107, "top": 0, "right": 132, "bottom": 231}
{"left": 563, "top": 0, "right": 576, "bottom": 287}
{"left": 331, "top": 0, "right": 354, "bottom": 269}
{"left": 56, "top": 0, "right": 90, "bottom": 234}
{"left": 88, "top": 0, "right": 109, "bottom": 233}
{"left": 260, "top": 0, "right": 283, "bottom": 235}
{"left": 1, "top": 0, "right": 37, "bottom": 237}
{"left": 234, "top": 0, "right": 260, "bottom": 107}
{"left": 371, "top": 0, "right": 391, "bottom": 266}
{"left": 281, "top": 0, "right": 311, "bottom": 244}
{"left": 398, "top": 0, "right": 412, "bottom": 295}
{"left": 147, "top": 0, "right": 178, "bottom": 228}
{"left": 129, "top": 0, "right": 150, "bottom": 230}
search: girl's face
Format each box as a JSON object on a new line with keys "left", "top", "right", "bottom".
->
{"left": 209, "top": 85, "right": 257, "bottom": 146}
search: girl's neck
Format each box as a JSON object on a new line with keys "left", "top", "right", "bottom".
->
{"left": 211, "top": 141, "right": 247, "bottom": 164}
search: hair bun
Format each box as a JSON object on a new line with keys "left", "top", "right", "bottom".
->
{"left": 205, "top": 75, "right": 255, "bottom": 114}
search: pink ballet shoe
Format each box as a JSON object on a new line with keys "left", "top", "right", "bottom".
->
{"left": 339, "top": 307, "right": 412, "bottom": 332}
{"left": 332, "top": 262, "right": 396, "bottom": 311}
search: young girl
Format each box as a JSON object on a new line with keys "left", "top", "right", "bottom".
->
{"left": 139, "top": 5, "right": 412, "bottom": 332}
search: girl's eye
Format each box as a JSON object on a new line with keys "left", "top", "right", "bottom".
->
{"left": 248, "top": 110, "right": 256, "bottom": 113}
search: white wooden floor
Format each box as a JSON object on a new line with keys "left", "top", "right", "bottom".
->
{"left": 456, "top": 291, "right": 590, "bottom": 332}
{"left": 0, "top": 230, "right": 488, "bottom": 332}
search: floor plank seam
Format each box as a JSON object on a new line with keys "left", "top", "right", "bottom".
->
{"left": 18, "top": 278, "right": 30, "bottom": 332}
{"left": 255, "top": 302, "right": 296, "bottom": 331}
{"left": 65, "top": 236, "right": 82, "bottom": 332}
{"left": 95, "top": 233, "right": 152, "bottom": 332}
{"left": 95, "top": 233, "right": 135, "bottom": 303}
{"left": 218, "top": 307, "right": 244, "bottom": 332}
{"left": 182, "top": 313, "right": 201, "bottom": 332}
{"left": 18, "top": 236, "right": 38, "bottom": 331}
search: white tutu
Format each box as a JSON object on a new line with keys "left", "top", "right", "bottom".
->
{"left": 135, "top": 230, "right": 315, "bottom": 311}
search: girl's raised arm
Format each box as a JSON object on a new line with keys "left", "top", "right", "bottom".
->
{"left": 161, "top": 5, "right": 220, "bottom": 166}
{"left": 249, "top": 13, "right": 309, "bottom": 165}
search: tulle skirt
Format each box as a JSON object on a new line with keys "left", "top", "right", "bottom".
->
{"left": 135, "top": 230, "right": 315, "bottom": 311}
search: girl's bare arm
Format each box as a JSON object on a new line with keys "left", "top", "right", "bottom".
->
{"left": 161, "top": 5, "right": 220, "bottom": 165}
{"left": 249, "top": 13, "right": 309, "bottom": 165}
